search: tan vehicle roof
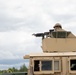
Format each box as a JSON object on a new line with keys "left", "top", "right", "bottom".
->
{"left": 24, "top": 52, "right": 76, "bottom": 59}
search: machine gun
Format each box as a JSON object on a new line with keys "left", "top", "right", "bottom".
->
{"left": 32, "top": 29, "right": 54, "bottom": 39}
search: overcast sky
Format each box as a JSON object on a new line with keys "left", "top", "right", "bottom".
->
{"left": 0, "top": 0, "right": 76, "bottom": 70}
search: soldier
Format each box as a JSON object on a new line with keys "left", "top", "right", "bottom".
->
{"left": 53, "top": 23, "right": 62, "bottom": 31}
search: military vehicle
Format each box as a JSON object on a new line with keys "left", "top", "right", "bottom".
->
{"left": 24, "top": 23, "right": 76, "bottom": 75}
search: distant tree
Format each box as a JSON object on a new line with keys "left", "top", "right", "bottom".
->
{"left": 8, "top": 68, "right": 13, "bottom": 73}
{"left": 8, "top": 67, "right": 18, "bottom": 73}
{"left": 12, "top": 67, "right": 18, "bottom": 72}
{"left": 0, "top": 70, "right": 3, "bottom": 74}
{"left": 0, "top": 64, "right": 28, "bottom": 73}
{"left": 19, "top": 64, "right": 27, "bottom": 72}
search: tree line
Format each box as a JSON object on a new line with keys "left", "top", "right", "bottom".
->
{"left": 0, "top": 64, "right": 28, "bottom": 74}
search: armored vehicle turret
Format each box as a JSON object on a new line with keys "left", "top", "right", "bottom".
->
{"left": 24, "top": 23, "right": 76, "bottom": 75}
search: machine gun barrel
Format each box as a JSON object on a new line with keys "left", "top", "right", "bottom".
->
{"left": 32, "top": 33, "right": 44, "bottom": 37}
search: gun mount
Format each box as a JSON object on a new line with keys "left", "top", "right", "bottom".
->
{"left": 33, "top": 23, "right": 76, "bottom": 52}
{"left": 24, "top": 23, "right": 76, "bottom": 75}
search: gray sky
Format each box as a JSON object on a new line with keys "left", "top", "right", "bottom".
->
{"left": 0, "top": 0, "right": 76, "bottom": 70}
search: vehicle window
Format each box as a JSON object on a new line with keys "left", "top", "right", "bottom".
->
{"left": 54, "top": 61, "right": 59, "bottom": 70}
{"left": 41, "top": 60, "right": 52, "bottom": 71}
{"left": 70, "top": 59, "right": 76, "bottom": 71}
{"left": 34, "top": 60, "right": 40, "bottom": 71}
